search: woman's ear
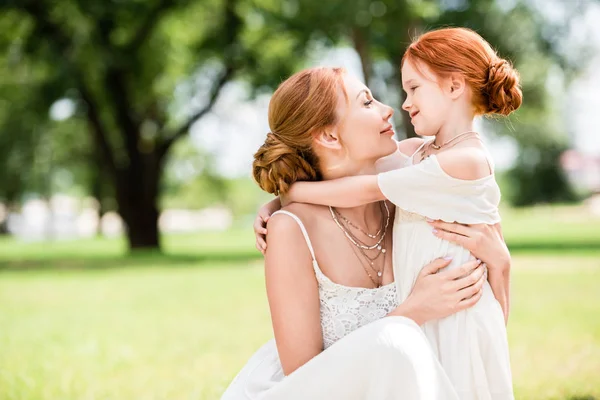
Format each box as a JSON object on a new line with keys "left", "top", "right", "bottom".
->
{"left": 313, "top": 128, "right": 342, "bottom": 150}
{"left": 447, "top": 73, "right": 466, "bottom": 99}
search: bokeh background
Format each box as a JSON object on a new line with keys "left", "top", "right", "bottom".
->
{"left": 1, "top": 0, "right": 600, "bottom": 399}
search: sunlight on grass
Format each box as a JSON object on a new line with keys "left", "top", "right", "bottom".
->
{"left": 1, "top": 255, "right": 599, "bottom": 399}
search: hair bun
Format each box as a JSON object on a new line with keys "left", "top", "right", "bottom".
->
{"left": 252, "top": 132, "right": 318, "bottom": 196}
{"left": 485, "top": 59, "right": 523, "bottom": 116}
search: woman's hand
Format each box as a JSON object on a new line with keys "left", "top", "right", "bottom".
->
{"left": 427, "top": 221, "right": 509, "bottom": 272}
{"left": 390, "top": 257, "right": 486, "bottom": 325}
{"left": 254, "top": 198, "right": 281, "bottom": 254}
{"left": 427, "top": 221, "right": 511, "bottom": 323}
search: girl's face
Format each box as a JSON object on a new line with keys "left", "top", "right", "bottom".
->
{"left": 334, "top": 74, "right": 397, "bottom": 163}
{"left": 401, "top": 59, "right": 452, "bottom": 137}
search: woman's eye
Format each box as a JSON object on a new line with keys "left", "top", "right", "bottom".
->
{"left": 364, "top": 99, "right": 374, "bottom": 106}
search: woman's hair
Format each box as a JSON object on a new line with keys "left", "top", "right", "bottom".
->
{"left": 402, "top": 27, "right": 522, "bottom": 116}
{"left": 253, "top": 67, "right": 346, "bottom": 195}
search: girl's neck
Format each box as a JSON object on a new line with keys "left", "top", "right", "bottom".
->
{"left": 433, "top": 113, "right": 476, "bottom": 146}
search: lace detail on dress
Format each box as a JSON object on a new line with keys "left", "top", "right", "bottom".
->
{"left": 271, "top": 210, "right": 399, "bottom": 350}
{"left": 395, "top": 208, "right": 427, "bottom": 223}
{"left": 313, "top": 265, "right": 398, "bottom": 349}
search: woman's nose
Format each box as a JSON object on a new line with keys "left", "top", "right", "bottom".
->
{"left": 384, "top": 104, "right": 394, "bottom": 121}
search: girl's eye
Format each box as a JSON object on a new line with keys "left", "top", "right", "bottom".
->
{"left": 411, "top": 86, "right": 418, "bottom": 92}
{"left": 364, "top": 99, "right": 374, "bottom": 106}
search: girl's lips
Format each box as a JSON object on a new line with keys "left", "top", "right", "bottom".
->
{"left": 380, "top": 128, "right": 394, "bottom": 136}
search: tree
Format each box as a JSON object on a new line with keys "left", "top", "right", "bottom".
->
{"left": 1, "top": 0, "right": 311, "bottom": 250}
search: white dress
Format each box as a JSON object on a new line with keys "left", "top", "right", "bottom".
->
{"left": 222, "top": 210, "right": 461, "bottom": 400}
{"left": 376, "top": 143, "right": 514, "bottom": 400}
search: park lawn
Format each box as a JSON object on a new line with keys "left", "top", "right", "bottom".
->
{"left": 1, "top": 254, "right": 599, "bottom": 400}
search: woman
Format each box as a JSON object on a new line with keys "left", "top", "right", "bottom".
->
{"left": 222, "top": 67, "right": 510, "bottom": 399}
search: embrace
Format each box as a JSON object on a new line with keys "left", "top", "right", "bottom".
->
{"left": 222, "top": 27, "right": 521, "bottom": 400}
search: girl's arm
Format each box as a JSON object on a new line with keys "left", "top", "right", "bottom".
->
{"left": 254, "top": 197, "right": 281, "bottom": 254}
{"left": 285, "top": 175, "right": 385, "bottom": 208}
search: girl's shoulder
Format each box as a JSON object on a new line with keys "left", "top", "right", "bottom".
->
{"left": 433, "top": 146, "right": 494, "bottom": 181}
{"left": 397, "top": 137, "right": 426, "bottom": 157}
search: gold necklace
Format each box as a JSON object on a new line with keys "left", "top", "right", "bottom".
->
{"left": 420, "top": 131, "right": 480, "bottom": 162}
{"left": 329, "top": 202, "right": 390, "bottom": 251}
{"left": 333, "top": 202, "right": 384, "bottom": 238}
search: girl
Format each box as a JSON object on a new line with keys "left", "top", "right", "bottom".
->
{"left": 224, "top": 66, "right": 512, "bottom": 399}
{"left": 282, "top": 27, "right": 521, "bottom": 399}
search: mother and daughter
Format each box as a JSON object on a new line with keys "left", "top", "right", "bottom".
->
{"left": 222, "top": 27, "right": 521, "bottom": 399}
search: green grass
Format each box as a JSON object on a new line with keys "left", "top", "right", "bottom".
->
{"left": 500, "top": 205, "right": 600, "bottom": 255}
{"left": 0, "top": 204, "right": 599, "bottom": 399}
{"left": 1, "top": 256, "right": 599, "bottom": 399}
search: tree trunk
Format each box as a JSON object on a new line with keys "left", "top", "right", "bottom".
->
{"left": 352, "top": 27, "right": 372, "bottom": 86}
{"left": 114, "top": 151, "right": 163, "bottom": 251}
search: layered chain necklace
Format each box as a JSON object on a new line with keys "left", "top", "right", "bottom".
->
{"left": 329, "top": 201, "right": 390, "bottom": 287}
{"left": 420, "top": 130, "right": 481, "bottom": 162}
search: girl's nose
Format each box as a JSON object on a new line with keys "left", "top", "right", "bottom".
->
{"left": 402, "top": 97, "right": 411, "bottom": 111}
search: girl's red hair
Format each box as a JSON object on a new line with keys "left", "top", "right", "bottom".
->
{"left": 402, "top": 27, "right": 522, "bottom": 116}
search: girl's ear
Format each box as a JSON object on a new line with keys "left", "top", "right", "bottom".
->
{"left": 447, "top": 72, "right": 466, "bottom": 99}
{"left": 313, "top": 127, "right": 342, "bottom": 150}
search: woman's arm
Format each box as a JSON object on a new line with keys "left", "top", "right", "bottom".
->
{"left": 285, "top": 176, "right": 384, "bottom": 208}
{"left": 427, "top": 220, "right": 511, "bottom": 324}
{"left": 389, "top": 257, "right": 486, "bottom": 325}
{"left": 264, "top": 213, "right": 323, "bottom": 375}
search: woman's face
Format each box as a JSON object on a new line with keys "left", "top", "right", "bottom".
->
{"left": 401, "top": 59, "right": 451, "bottom": 137}
{"left": 334, "top": 74, "right": 396, "bottom": 163}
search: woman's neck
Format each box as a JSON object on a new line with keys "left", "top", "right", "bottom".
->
{"left": 320, "top": 161, "right": 382, "bottom": 231}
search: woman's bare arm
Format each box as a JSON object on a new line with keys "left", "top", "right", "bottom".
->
{"left": 264, "top": 213, "right": 323, "bottom": 375}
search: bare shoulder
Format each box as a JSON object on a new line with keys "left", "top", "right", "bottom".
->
{"left": 397, "top": 137, "right": 425, "bottom": 157}
{"left": 267, "top": 203, "right": 322, "bottom": 238}
{"left": 265, "top": 204, "right": 316, "bottom": 264}
{"left": 434, "top": 146, "right": 493, "bottom": 180}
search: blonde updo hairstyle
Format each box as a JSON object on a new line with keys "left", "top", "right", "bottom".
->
{"left": 402, "top": 27, "right": 522, "bottom": 116}
{"left": 253, "top": 67, "right": 346, "bottom": 195}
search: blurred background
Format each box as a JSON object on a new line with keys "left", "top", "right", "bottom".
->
{"left": 1, "top": 0, "right": 599, "bottom": 399}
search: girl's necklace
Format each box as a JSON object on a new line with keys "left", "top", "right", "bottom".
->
{"left": 420, "top": 131, "right": 480, "bottom": 162}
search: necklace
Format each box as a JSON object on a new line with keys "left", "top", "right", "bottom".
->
{"left": 420, "top": 131, "right": 480, "bottom": 162}
{"left": 329, "top": 201, "right": 390, "bottom": 251}
{"left": 333, "top": 203, "right": 383, "bottom": 238}
{"left": 330, "top": 201, "right": 390, "bottom": 287}
{"left": 347, "top": 233, "right": 388, "bottom": 287}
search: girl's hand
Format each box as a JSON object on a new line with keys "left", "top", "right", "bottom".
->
{"left": 391, "top": 257, "right": 486, "bottom": 325}
{"left": 254, "top": 198, "right": 281, "bottom": 254}
{"left": 428, "top": 221, "right": 510, "bottom": 273}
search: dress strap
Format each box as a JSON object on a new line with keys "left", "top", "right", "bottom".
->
{"left": 271, "top": 210, "right": 317, "bottom": 263}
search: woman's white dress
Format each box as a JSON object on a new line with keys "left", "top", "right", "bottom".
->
{"left": 376, "top": 144, "right": 514, "bottom": 400}
{"left": 222, "top": 210, "right": 461, "bottom": 400}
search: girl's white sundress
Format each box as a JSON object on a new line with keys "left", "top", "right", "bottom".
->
{"left": 221, "top": 210, "right": 461, "bottom": 400}
{"left": 376, "top": 142, "right": 514, "bottom": 400}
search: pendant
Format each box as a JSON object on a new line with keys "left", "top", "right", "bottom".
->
{"left": 377, "top": 271, "right": 382, "bottom": 277}
{"left": 377, "top": 245, "right": 382, "bottom": 250}
{"left": 382, "top": 248, "right": 386, "bottom": 253}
